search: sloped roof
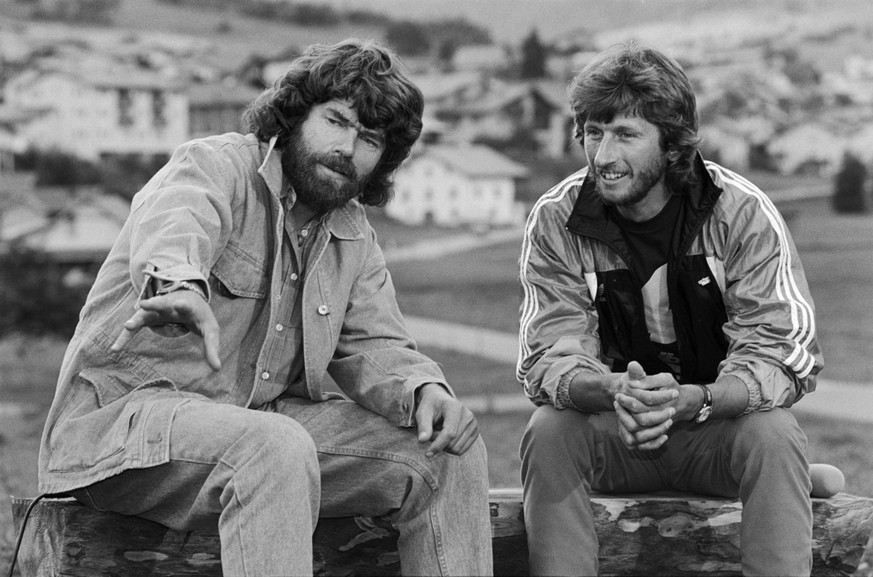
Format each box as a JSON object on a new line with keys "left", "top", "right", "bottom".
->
{"left": 416, "top": 144, "right": 529, "bottom": 178}
{"left": 0, "top": 189, "right": 128, "bottom": 262}
{"left": 411, "top": 71, "right": 484, "bottom": 102}
{"left": 11, "top": 66, "right": 183, "bottom": 92}
{"left": 451, "top": 81, "right": 567, "bottom": 116}
{"left": 188, "top": 81, "right": 261, "bottom": 106}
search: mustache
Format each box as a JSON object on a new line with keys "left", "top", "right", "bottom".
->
{"left": 318, "top": 154, "right": 358, "bottom": 180}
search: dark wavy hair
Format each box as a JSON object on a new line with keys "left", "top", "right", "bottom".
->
{"left": 569, "top": 42, "right": 701, "bottom": 191}
{"left": 243, "top": 38, "right": 424, "bottom": 206}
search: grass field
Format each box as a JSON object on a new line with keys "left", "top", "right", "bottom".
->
{"left": 2, "top": 194, "right": 872, "bottom": 574}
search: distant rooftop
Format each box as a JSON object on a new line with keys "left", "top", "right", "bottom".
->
{"left": 420, "top": 144, "right": 529, "bottom": 178}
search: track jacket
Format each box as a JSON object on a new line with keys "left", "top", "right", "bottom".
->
{"left": 39, "top": 133, "right": 448, "bottom": 494}
{"left": 517, "top": 155, "right": 823, "bottom": 412}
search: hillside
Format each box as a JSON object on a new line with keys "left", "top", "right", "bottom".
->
{"left": 8, "top": 0, "right": 872, "bottom": 73}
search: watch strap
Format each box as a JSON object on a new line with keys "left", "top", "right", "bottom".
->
{"left": 693, "top": 384, "right": 713, "bottom": 423}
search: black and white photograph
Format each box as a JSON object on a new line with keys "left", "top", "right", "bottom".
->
{"left": 1, "top": 1, "right": 872, "bottom": 575}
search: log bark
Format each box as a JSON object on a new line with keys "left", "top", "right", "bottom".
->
{"left": 12, "top": 489, "right": 873, "bottom": 576}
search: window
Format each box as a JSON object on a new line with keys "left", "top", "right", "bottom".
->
{"left": 118, "top": 89, "right": 133, "bottom": 127}
{"left": 152, "top": 90, "right": 167, "bottom": 129}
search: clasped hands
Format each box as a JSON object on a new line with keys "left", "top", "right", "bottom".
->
{"left": 613, "top": 361, "right": 683, "bottom": 451}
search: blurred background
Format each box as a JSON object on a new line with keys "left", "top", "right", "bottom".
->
{"left": 1, "top": 0, "right": 873, "bottom": 573}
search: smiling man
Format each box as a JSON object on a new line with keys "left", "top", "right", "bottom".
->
{"left": 517, "top": 42, "right": 823, "bottom": 576}
{"left": 38, "top": 39, "right": 492, "bottom": 576}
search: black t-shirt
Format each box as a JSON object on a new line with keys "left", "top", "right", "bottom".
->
{"left": 610, "top": 194, "right": 683, "bottom": 374}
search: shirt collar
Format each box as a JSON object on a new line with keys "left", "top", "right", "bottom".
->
{"left": 257, "top": 135, "right": 364, "bottom": 241}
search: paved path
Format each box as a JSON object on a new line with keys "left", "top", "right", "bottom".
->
{"left": 405, "top": 315, "right": 873, "bottom": 422}
{"left": 383, "top": 226, "right": 522, "bottom": 263}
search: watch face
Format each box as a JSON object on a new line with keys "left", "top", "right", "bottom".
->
{"left": 696, "top": 406, "right": 712, "bottom": 423}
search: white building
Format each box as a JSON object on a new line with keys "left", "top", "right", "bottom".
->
{"left": 4, "top": 68, "right": 188, "bottom": 160}
{"left": 389, "top": 144, "right": 528, "bottom": 227}
{"left": 767, "top": 123, "right": 846, "bottom": 176}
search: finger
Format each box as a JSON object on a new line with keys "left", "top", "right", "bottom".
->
{"left": 630, "top": 406, "right": 676, "bottom": 428}
{"left": 635, "top": 434, "right": 670, "bottom": 451}
{"left": 111, "top": 310, "right": 152, "bottom": 351}
{"left": 416, "top": 403, "right": 435, "bottom": 444}
{"left": 615, "top": 392, "right": 676, "bottom": 416}
{"left": 627, "top": 361, "right": 646, "bottom": 380}
{"left": 630, "top": 418, "right": 674, "bottom": 446}
{"left": 615, "top": 392, "right": 647, "bottom": 413}
{"left": 136, "top": 295, "right": 176, "bottom": 315}
{"left": 195, "top": 310, "right": 222, "bottom": 371}
{"left": 427, "top": 406, "right": 462, "bottom": 457}
{"left": 426, "top": 428, "right": 454, "bottom": 458}
{"left": 614, "top": 400, "right": 641, "bottom": 433}
{"left": 111, "top": 326, "right": 138, "bottom": 351}
{"left": 446, "top": 416, "right": 479, "bottom": 455}
{"left": 617, "top": 420, "right": 638, "bottom": 449}
{"left": 625, "top": 387, "right": 678, "bottom": 407}
{"left": 627, "top": 378, "right": 674, "bottom": 392}
{"left": 201, "top": 321, "right": 222, "bottom": 371}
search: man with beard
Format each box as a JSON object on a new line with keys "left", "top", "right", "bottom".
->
{"left": 516, "top": 42, "right": 822, "bottom": 576}
{"left": 38, "top": 39, "right": 492, "bottom": 576}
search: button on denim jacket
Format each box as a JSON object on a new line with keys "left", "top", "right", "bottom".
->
{"left": 38, "top": 133, "right": 449, "bottom": 494}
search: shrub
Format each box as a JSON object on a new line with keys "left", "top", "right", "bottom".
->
{"left": 832, "top": 152, "right": 870, "bottom": 214}
{"left": 0, "top": 248, "right": 92, "bottom": 339}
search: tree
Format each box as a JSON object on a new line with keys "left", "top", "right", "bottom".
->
{"left": 0, "top": 247, "right": 91, "bottom": 338}
{"left": 832, "top": 152, "right": 870, "bottom": 214}
{"left": 385, "top": 20, "right": 432, "bottom": 57}
{"left": 520, "top": 29, "right": 548, "bottom": 79}
{"left": 32, "top": 150, "right": 101, "bottom": 187}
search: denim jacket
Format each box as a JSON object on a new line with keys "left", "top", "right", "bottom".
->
{"left": 39, "top": 133, "right": 449, "bottom": 494}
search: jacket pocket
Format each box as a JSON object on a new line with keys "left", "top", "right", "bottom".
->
{"left": 48, "top": 370, "right": 134, "bottom": 471}
{"left": 47, "top": 371, "right": 178, "bottom": 472}
{"left": 210, "top": 241, "right": 269, "bottom": 299}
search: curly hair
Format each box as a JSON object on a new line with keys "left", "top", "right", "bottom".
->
{"left": 569, "top": 42, "right": 701, "bottom": 191}
{"left": 242, "top": 38, "right": 424, "bottom": 206}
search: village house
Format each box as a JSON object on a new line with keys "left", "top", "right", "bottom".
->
{"left": 451, "top": 44, "right": 509, "bottom": 74}
{"left": 3, "top": 66, "right": 188, "bottom": 160}
{"left": 187, "top": 81, "right": 261, "bottom": 139}
{"left": 389, "top": 143, "right": 528, "bottom": 227}
{"left": 0, "top": 174, "right": 128, "bottom": 286}
{"left": 767, "top": 123, "right": 846, "bottom": 176}
{"left": 429, "top": 79, "right": 573, "bottom": 158}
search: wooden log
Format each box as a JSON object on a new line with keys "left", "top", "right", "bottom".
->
{"left": 489, "top": 489, "right": 873, "bottom": 576}
{"left": 12, "top": 489, "right": 873, "bottom": 576}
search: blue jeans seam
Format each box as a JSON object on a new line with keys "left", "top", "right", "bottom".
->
{"left": 318, "top": 444, "right": 449, "bottom": 574}
{"left": 316, "top": 444, "right": 439, "bottom": 491}
{"left": 428, "top": 489, "right": 449, "bottom": 575}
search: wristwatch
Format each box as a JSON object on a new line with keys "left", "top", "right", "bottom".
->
{"left": 693, "top": 384, "right": 713, "bottom": 424}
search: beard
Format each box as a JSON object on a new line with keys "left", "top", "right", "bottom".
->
{"left": 281, "top": 131, "right": 371, "bottom": 213}
{"left": 595, "top": 153, "right": 667, "bottom": 208}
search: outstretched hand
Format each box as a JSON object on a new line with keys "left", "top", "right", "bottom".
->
{"left": 415, "top": 383, "right": 480, "bottom": 458}
{"left": 111, "top": 290, "right": 221, "bottom": 371}
{"left": 613, "top": 361, "right": 679, "bottom": 451}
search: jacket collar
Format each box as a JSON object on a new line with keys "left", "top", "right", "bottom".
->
{"left": 565, "top": 152, "right": 722, "bottom": 239}
{"left": 257, "top": 135, "right": 365, "bottom": 241}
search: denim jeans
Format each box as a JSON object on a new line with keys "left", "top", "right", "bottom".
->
{"left": 520, "top": 406, "right": 812, "bottom": 577}
{"left": 72, "top": 397, "right": 493, "bottom": 576}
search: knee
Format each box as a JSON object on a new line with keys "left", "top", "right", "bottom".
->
{"left": 731, "top": 409, "right": 808, "bottom": 463}
{"left": 239, "top": 414, "right": 319, "bottom": 477}
{"left": 452, "top": 435, "right": 489, "bottom": 490}
{"left": 521, "top": 405, "right": 589, "bottom": 462}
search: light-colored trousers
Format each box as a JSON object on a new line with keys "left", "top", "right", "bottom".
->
{"left": 520, "top": 406, "right": 812, "bottom": 577}
{"left": 72, "top": 396, "right": 493, "bottom": 577}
